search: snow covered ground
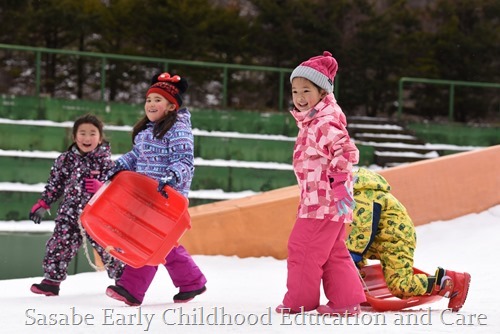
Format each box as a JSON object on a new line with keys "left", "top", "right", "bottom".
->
{"left": 1, "top": 205, "right": 499, "bottom": 334}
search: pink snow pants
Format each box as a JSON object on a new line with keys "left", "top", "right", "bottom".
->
{"left": 117, "top": 245, "right": 207, "bottom": 303}
{"left": 283, "top": 216, "right": 366, "bottom": 312}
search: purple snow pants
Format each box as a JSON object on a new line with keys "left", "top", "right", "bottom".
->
{"left": 117, "top": 245, "right": 207, "bottom": 303}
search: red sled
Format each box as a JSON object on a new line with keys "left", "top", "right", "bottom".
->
{"left": 360, "top": 263, "right": 443, "bottom": 312}
{"left": 80, "top": 171, "right": 191, "bottom": 268}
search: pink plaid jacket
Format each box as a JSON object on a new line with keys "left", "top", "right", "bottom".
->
{"left": 290, "top": 93, "right": 359, "bottom": 221}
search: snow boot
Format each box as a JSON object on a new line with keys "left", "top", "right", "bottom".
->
{"left": 317, "top": 303, "right": 361, "bottom": 316}
{"left": 30, "top": 279, "right": 60, "bottom": 296}
{"left": 430, "top": 267, "right": 471, "bottom": 312}
{"left": 173, "top": 286, "right": 207, "bottom": 303}
{"left": 106, "top": 285, "right": 142, "bottom": 306}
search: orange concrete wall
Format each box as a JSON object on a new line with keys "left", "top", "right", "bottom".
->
{"left": 377, "top": 145, "right": 500, "bottom": 227}
{"left": 185, "top": 185, "right": 298, "bottom": 259}
{"left": 182, "top": 145, "right": 500, "bottom": 259}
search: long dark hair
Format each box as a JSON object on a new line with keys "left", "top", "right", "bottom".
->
{"left": 132, "top": 112, "right": 177, "bottom": 143}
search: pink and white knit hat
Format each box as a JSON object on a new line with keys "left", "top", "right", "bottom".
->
{"left": 290, "top": 51, "right": 338, "bottom": 93}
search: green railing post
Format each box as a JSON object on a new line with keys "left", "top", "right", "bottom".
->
{"left": 448, "top": 84, "right": 455, "bottom": 121}
{"left": 35, "top": 51, "right": 41, "bottom": 98}
{"left": 222, "top": 67, "right": 228, "bottom": 108}
{"left": 279, "top": 71, "right": 285, "bottom": 111}
{"left": 100, "top": 57, "right": 107, "bottom": 101}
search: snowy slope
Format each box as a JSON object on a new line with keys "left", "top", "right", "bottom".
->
{"left": 1, "top": 205, "right": 499, "bottom": 334}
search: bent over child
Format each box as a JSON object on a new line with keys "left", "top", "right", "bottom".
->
{"left": 30, "top": 114, "right": 124, "bottom": 296}
{"left": 348, "top": 167, "right": 471, "bottom": 311}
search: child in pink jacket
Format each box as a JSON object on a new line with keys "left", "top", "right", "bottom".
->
{"left": 276, "top": 51, "right": 366, "bottom": 316}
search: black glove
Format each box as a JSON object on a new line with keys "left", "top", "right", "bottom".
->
{"left": 29, "top": 199, "right": 50, "bottom": 224}
{"left": 157, "top": 173, "right": 176, "bottom": 199}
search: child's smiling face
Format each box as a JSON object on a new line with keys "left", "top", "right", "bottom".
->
{"left": 144, "top": 93, "right": 176, "bottom": 122}
{"left": 291, "top": 77, "right": 327, "bottom": 112}
{"left": 74, "top": 123, "right": 101, "bottom": 154}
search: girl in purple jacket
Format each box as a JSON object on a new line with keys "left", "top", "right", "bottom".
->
{"left": 30, "top": 114, "right": 124, "bottom": 296}
{"left": 105, "top": 72, "right": 207, "bottom": 306}
{"left": 276, "top": 52, "right": 366, "bottom": 316}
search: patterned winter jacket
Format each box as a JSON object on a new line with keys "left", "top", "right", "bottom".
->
{"left": 347, "top": 168, "right": 417, "bottom": 266}
{"left": 117, "top": 108, "right": 194, "bottom": 197}
{"left": 40, "top": 142, "right": 114, "bottom": 223}
{"left": 290, "top": 93, "right": 359, "bottom": 220}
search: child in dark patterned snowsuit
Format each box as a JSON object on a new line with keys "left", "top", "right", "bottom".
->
{"left": 105, "top": 72, "right": 207, "bottom": 306}
{"left": 29, "top": 114, "right": 124, "bottom": 296}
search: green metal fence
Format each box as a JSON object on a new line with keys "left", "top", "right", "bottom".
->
{"left": 397, "top": 77, "right": 500, "bottom": 121}
{"left": 0, "top": 43, "right": 348, "bottom": 112}
{"left": 0, "top": 43, "right": 298, "bottom": 111}
{"left": 6, "top": 44, "right": 498, "bottom": 119}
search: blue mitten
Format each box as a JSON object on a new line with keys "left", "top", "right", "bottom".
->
{"left": 157, "top": 172, "right": 177, "bottom": 198}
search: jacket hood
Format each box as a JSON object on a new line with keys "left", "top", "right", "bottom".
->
{"left": 353, "top": 167, "right": 391, "bottom": 192}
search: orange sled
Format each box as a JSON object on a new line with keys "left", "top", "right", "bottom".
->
{"left": 360, "top": 263, "right": 443, "bottom": 312}
{"left": 80, "top": 171, "right": 191, "bottom": 268}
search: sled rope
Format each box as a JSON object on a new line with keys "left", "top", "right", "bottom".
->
{"left": 77, "top": 218, "right": 114, "bottom": 271}
{"left": 352, "top": 256, "right": 372, "bottom": 296}
{"left": 357, "top": 268, "right": 372, "bottom": 295}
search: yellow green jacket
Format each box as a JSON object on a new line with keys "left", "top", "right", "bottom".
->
{"left": 347, "top": 168, "right": 417, "bottom": 267}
